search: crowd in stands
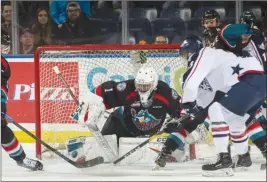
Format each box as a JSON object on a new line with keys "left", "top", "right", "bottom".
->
{"left": 1, "top": 1, "right": 267, "bottom": 54}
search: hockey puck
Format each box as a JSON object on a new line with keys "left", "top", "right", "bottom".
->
{"left": 76, "top": 155, "right": 86, "bottom": 164}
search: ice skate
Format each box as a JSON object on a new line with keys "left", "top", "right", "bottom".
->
{"left": 152, "top": 146, "right": 172, "bottom": 171}
{"left": 232, "top": 152, "right": 252, "bottom": 171}
{"left": 17, "top": 157, "right": 43, "bottom": 171}
{"left": 202, "top": 152, "right": 234, "bottom": 177}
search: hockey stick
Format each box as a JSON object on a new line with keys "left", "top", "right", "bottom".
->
{"left": 52, "top": 66, "right": 117, "bottom": 162}
{"left": 2, "top": 113, "right": 104, "bottom": 168}
{"left": 113, "top": 115, "right": 190, "bottom": 165}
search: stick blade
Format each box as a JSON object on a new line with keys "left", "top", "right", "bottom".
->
{"left": 75, "top": 156, "right": 104, "bottom": 168}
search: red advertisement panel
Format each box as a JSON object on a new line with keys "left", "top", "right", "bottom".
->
{"left": 39, "top": 62, "right": 78, "bottom": 124}
{"left": 6, "top": 62, "right": 78, "bottom": 124}
{"left": 7, "top": 62, "right": 35, "bottom": 123}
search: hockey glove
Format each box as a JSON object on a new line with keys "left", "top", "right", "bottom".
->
{"left": 70, "top": 94, "right": 106, "bottom": 126}
{"left": 181, "top": 101, "right": 203, "bottom": 119}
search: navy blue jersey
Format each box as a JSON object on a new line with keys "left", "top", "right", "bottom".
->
{"left": 242, "top": 35, "right": 267, "bottom": 73}
{"left": 182, "top": 52, "right": 200, "bottom": 88}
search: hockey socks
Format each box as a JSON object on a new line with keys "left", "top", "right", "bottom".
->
{"left": 1, "top": 125, "right": 43, "bottom": 170}
{"left": 1, "top": 125, "right": 25, "bottom": 161}
{"left": 210, "top": 121, "right": 230, "bottom": 153}
{"left": 254, "top": 107, "right": 267, "bottom": 131}
{"left": 154, "top": 129, "right": 187, "bottom": 169}
{"left": 247, "top": 122, "right": 266, "bottom": 152}
{"left": 167, "top": 129, "right": 187, "bottom": 151}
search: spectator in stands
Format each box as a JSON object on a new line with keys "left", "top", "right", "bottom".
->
{"left": 19, "top": 28, "right": 35, "bottom": 54}
{"left": 32, "top": 8, "right": 52, "bottom": 47}
{"left": 139, "top": 39, "right": 147, "bottom": 45}
{"left": 1, "top": 2, "right": 12, "bottom": 54}
{"left": 154, "top": 35, "right": 168, "bottom": 44}
{"left": 50, "top": 1, "right": 90, "bottom": 29}
{"left": 18, "top": 1, "right": 50, "bottom": 28}
{"left": 52, "top": 2, "right": 91, "bottom": 45}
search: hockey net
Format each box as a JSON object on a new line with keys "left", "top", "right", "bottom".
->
{"left": 34, "top": 44, "right": 206, "bottom": 161}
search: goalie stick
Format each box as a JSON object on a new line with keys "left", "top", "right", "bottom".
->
{"left": 2, "top": 113, "right": 104, "bottom": 168}
{"left": 52, "top": 66, "right": 117, "bottom": 162}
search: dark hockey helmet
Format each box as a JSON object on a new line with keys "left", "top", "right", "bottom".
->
{"left": 203, "top": 27, "right": 220, "bottom": 47}
{"left": 202, "top": 9, "right": 220, "bottom": 22}
{"left": 179, "top": 35, "right": 203, "bottom": 60}
{"left": 240, "top": 10, "right": 256, "bottom": 25}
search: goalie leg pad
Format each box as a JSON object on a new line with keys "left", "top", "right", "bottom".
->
{"left": 66, "top": 136, "right": 87, "bottom": 163}
{"left": 66, "top": 135, "right": 118, "bottom": 163}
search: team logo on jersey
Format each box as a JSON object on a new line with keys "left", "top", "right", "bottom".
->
{"left": 199, "top": 78, "right": 213, "bottom": 92}
{"left": 116, "top": 82, "right": 126, "bottom": 92}
{"left": 171, "top": 89, "right": 179, "bottom": 99}
{"left": 131, "top": 109, "right": 161, "bottom": 131}
{"left": 231, "top": 64, "right": 243, "bottom": 75}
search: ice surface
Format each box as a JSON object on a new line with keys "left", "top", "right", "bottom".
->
{"left": 2, "top": 144, "right": 266, "bottom": 181}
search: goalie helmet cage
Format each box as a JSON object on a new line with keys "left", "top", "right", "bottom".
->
{"left": 34, "top": 44, "right": 196, "bottom": 160}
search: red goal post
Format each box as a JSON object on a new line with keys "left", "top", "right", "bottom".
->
{"left": 34, "top": 44, "right": 197, "bottom": 160}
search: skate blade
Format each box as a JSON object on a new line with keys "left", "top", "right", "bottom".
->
{"left": 233, "top": 166, "right": 250, "bottom": 172}
{"left": 202, "top": 168, "right": 234, "bottom": 177}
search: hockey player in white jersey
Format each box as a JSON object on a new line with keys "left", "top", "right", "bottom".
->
{"left": 203, "top": 23, "right": 267, "bottom": 164}
{"left": 183, "top": 32, "right": 266, "bottom": 175}
{"left": 155, "top": 35, "right": 266, "bottom": 176}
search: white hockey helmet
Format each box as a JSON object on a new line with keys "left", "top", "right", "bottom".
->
{"left": 134, "top": 66, "right": 158, "bottom": 106}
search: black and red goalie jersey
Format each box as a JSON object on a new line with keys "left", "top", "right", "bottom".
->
{"left": 94, "top": 79, "right": 181, "bottom": 137}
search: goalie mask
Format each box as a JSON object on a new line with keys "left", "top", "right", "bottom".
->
{"left": 135, "top": 66, "right": 158, "bottom": 107}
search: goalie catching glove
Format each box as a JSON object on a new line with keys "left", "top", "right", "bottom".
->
{"left": 70, "top": 92, "right": 106, "bottom": 126}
